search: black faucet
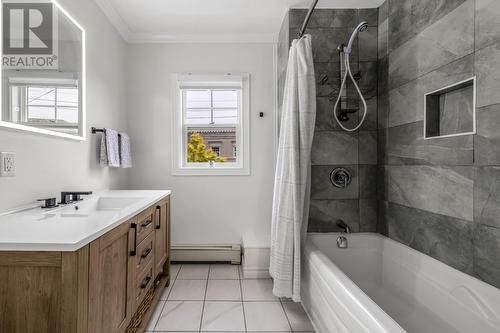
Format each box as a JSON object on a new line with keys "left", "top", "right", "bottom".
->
{"left": 60, "top": 191, "right": 93, "bottom": 205}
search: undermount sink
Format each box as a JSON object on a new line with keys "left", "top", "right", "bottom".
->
{"left": 95, "top": 197, "right": 144, "bottom": 210}
{"left": 43, "top": 196, "right": 144, "bottom": 219}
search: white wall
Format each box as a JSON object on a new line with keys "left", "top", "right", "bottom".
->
{"left": 0, "top": 0, "right": 128, "bottom": 211}
{"left": 126, "top": 43, "right": 276, "bottom": 247}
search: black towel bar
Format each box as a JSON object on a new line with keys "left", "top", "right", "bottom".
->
{"left": 91, "top": 127, "right": 121, "bottom": 136}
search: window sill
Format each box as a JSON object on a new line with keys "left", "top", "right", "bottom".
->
{"left": 172, "top": 166, "right": 250, "bottom": 176}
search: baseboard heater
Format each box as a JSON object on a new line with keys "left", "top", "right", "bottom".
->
{"left": 171, "top": 244, "right": 241, "bottom": 264}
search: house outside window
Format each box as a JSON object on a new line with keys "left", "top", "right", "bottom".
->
{"left": 172, "top": 73, "right": 250, "bottom": 175}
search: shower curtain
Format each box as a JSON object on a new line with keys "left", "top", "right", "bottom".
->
{"left": 270, "top": 35, "right": 316, "bottom": 302}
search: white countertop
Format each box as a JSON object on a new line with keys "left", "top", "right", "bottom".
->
{"left": 0, "top": 190, "right": 171, "bottom": 251}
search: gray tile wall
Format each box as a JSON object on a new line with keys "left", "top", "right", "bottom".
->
{"left": 286, "top": 8, "right": 379, "bottom": 233}
{"left": 379, "top": 0, "right": 500, "bottom": 289}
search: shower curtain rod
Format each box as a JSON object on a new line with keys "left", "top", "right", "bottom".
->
{"left": 298, "top": 0, "right": 319, "bottom": 38}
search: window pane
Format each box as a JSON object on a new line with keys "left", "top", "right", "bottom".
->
{"left": 56, "top": 88, "right": 79, "bottom": 123}
{"left": 57, "top": 88, "right": 79, "bottom": 108}
{"left": 185, "top": 90, "right": 211, "bottom": 108}
{"left": 212, "top": 90, "right": 237, "bottom": 108}
{"left": 57, "top": 107, "right": 79, "bottom": 123}
{"left": 213, "top": 109, "right": 238, "bottom": 124}
{"left": 28, "top": 106, "right": 55, "bottom": 121}
{"left": 28, "top": 87, "right": 56, "bottom": 106}
{"left": 186, "top": 126, "right": 237, "bottom": 163}
{"left": 185, "top": 109, "right": 212, "bottom": 124}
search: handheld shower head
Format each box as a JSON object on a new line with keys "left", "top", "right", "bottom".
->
{"left": 344, "top": 21, "right": 368, "bottom": 54}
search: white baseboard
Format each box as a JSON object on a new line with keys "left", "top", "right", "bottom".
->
{"left": 172, "top": 244, "right": 241, "bottom": 264}
{"left": 242, "top": 246, "right": 270, "bottom": 279}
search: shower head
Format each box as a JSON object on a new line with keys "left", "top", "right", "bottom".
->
{"left": 344, "top": 21, "right": 368, "bottom": 54}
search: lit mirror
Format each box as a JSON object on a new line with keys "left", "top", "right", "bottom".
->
{"left": 1, "top": 0, "right": 85, "bottom": 140}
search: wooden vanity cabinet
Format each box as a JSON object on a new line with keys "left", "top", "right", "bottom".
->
{"left": 88, "top": 219, "right": 136, "bottom": 333}
{"left": 154, "top": 197, "right": 170, "bottom": 277}
{"left": 0, "top": 195, "right": 171, "bottom": 333}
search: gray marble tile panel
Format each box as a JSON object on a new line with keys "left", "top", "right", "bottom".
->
{"left": 387, "top": 165, "right": 473, "bottom": 221}
{"left": 378, "top": 128, "right": 388, "bottom": 165}
{"left": 386, "top": 202, "right": 474, "bottom": 274}
{"left": 316, "top": 96, "right": 359, "bottom": 131}
{"left": 473, "top": 224, "right": 500, "bottom": 289}
{"left": 301, "top": 28, "right": 351, "bottom": 63}
{"left": 377, "top": 56, "right": 388, "bottom": 95}
{"left": 330, "top": 9, "right": 358, "bottom": 28}
{"left": 360, "top": 96, "right": 378, "bottom": 131}
{"left": 388, "top": 0, "right": 474, "bottom": 89}
{"left": 359, "top": 131, "right": 378, "bottom": 165}
{"left": 359, "top": 61, "right": 378, "bottom": 99}
{"left": 378, "top": 19, "right": 388, "bottom": 59}
{"left": 475, "top": 0, "right": 500, "bottom": 50}
{"left": 474, "top": 167, "right": 500, "bottom": 229}
{"left": 377, "top": 93, "right": 388, "bottom": 129}
{"left": 359, "top": 27, "right": 378, "bottom": 61}
{"left": 308, "top": 199, "right": 360, "bottom": 232}
{"left": 475, "top": 103, "right": 500, "bottom": 165}
{"left": 378, "top": 1, "right": 388, "bottom": 23}
{"left": 387, "top": 121, "right": 473, "bottom": 165}
{"left": 360, "top": 165, "right": 378, "bottom": 199}
{"left": 475, "top": 40, "right": 500, "bottom": 107}
{"left": 388, "top": 54, "right": 474, "bottom": 127}
{"left": 388, "top": 0, "right": 468, "bottom": 52}
{"left": 314, "top": 62, "right": 341, "bottom": 98}
{"left": 377, "top": 200, "right": 389, "bottom": 235}
{"left": 358, "top": 8, "right": 378, "bottom": 27}
{"left": 311, "top": 131, "right": 358, "bottom": 165}
{"left": 437, "top": 85, "right": 474, "bottom": 136}
{"left": 311, "top": 165, "right": 359, "bottom": 200}
{"left": 360, "top": 199, "right": 378, "bottom": 232}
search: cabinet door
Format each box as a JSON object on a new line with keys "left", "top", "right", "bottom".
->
{"left": 88, "top": 220, "right": 135, "bottom": 333}
{"left": 154, "top": 197, "right": 170, "bottom": 278}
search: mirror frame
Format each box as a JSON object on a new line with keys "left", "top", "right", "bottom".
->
{"left": 0, "top": 0, "right": 86, "bottom": 141}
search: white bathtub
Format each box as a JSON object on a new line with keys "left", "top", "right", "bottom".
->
{"left": 301, "top": 233, "right": 500, "bottom": 333}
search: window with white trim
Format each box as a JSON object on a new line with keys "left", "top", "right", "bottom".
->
{"left": 172, "top": 74, "right": 250, "bottom": 175}
{"left": 8, "top": 79, "right": 79, "bottom": 135}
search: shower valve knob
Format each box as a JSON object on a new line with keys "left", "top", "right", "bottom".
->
{"left": 330, "top": 167, "right": 352, "bottom": 188}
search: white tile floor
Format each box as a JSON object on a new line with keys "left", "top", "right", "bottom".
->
{"left": 145, "top": 263, "right": 315, "bottom": 333}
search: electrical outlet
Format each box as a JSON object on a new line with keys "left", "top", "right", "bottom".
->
{"left": 1, "top": 152, "right": 15, "bottom": 177}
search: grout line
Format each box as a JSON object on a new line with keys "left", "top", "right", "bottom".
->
{"left": 239, "top": 265, "right": 248, "bottom": 333}
{"left": 198, "top": 265, "right": 210, "bottom": 332}
{"left": 152, "top": 263, "right": 181, "bottom": 332}
{"left": 279, "top": 298, "right": 294, "bottom": 332}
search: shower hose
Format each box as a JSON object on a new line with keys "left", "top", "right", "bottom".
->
{"left": 332, "top": 52, "right": 368, "bottom": 132}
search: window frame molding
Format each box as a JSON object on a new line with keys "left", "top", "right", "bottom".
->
{"left": 171, "top": 73, "right": 250, "bottom": 176}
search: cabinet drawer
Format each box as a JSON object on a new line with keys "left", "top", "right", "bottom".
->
{"left": 135, "top": 260, "right": 154, "bottom": 306}
{"left": 135, "top": 232, "right": 155, "bottom": 275}
{"left": 136, "top": 207, "right": 154, "bottom": 243}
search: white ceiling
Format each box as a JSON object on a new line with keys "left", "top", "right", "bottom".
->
{"left": 95, "top": 0, "right": 385, "bottom": 43}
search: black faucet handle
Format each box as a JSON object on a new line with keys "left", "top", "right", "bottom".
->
{"left": 60, "top": 191, "right": 93, "bottom": 204}
{"left": 38, "top": 198, "right": 59, "bottom": 209}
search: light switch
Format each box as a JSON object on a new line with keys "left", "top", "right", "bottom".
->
{"left": 1, "top": 152, "right": 16, "bottom": 177}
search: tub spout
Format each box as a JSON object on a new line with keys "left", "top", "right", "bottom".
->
{"left": 337, "top": 235, "right": 348, "bottom": 248}
{"left": 336, "top": 219, "right": 351, "bottom": 234}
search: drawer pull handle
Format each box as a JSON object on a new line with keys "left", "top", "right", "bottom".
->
{"left": 140, "top": 276, "right": 152, "bottom": 289}
{"left": 141, "top": 219, "right": 152, "bottom": 228}
{"left": 156, "top": 205, "right": 161, "bottom": 229}
{"left": 141, "top": 247, "right": 152, "bottom": 259}
{"left": 130, "top": 223, "right": 137, "bottom": 256}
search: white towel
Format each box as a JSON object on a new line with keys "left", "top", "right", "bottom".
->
{"left": 99, "top": 128, "right": 120, "bottom": 168}
{"left": 119, "top": 132, "right": 132, "bottom": 168}
{"left": 269, "top": 35, "right": 316, "bottom": 302}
